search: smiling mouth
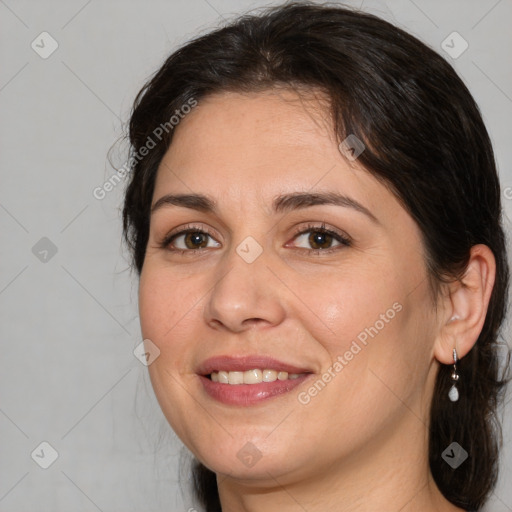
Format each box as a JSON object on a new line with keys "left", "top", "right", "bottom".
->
{"left": 208, "top": 369, "right": 308, "bottom": 384}
{"left": 200, "top": 372, "right": 311, "bottom": 406}
{"left": 197, "top": 355, "right": 314, "bottom": 405}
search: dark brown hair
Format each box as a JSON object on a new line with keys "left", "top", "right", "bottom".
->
{"left": 122, "top": 2, "right": 511, "bottom": 511}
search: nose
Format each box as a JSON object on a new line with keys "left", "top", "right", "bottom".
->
{"left": 203, "top": 242, "right": 287, "bottom": 333}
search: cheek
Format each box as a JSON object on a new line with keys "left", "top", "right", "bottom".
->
{"left": 138, "top": 267, "right": 206, "bottom": 441}
{"left": 139, "top": 264, "right": 196, "bottom": 342}
{"left": 299, "top": 261, "right": 427, "bottom": 408}
{"left": 297, "top": 299, "right": 422, "bottom": 447}
{"left": 138, "top": 266, "right": 203, "bottom": 392}
{"left": 299, "top": 264, "right": 405, "bottom": 358}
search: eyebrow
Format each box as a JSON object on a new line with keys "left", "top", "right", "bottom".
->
{"left": 151, "top": 191, "right": 378, "bottom": 223}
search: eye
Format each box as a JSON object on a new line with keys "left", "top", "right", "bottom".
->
{"left": 161, "top": 224, "right": 220, "bottom": 253}
{"left": 289, "top": 223, "right": 351, "bottom": 253}
{"left": 160, "top": 222, "right": 351, "bottom": 255}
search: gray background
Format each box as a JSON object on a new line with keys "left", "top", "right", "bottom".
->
{"left": 1, "top": 0, "right": 511, "bottom": 511}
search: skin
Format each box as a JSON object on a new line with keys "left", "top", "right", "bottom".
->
{"left": 138, "top": 88, "right": 495, "bottom": 512}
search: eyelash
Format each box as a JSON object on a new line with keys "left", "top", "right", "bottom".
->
{"left": 289, "top": 223, "right": 351, "bottom": 254}
{"left": 160, "top": 222, "right": 351, "bottom": 256}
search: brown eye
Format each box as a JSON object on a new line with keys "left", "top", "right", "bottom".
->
{"left": 183, "top": 232, "right": 209, "bottom": 249}
{"left": 308, "top": 231, "right": 335, "bottom": 250}
{"left": 292, "top": 226, "right": 350, "bottom": 252}
{"left": 163, "top": 228, "right": 221, "bottom": 252}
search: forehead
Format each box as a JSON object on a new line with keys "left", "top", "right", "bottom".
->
{"left": 152, "top": 89, "right": 399, "bottom": 222}
{"left": 162, "top": 88, "right": 336, "bottom": 168}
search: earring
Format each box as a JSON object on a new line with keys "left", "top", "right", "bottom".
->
{"left": 448, "top": 348, "right": 460, "bottom": 402}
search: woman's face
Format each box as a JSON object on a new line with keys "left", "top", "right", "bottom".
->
{"left": 139, "top": 89, "right": 440, "bottom": 484}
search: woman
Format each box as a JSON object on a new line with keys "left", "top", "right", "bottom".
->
{"left": 121, "top": 2, "right": 510, "bottom": 511}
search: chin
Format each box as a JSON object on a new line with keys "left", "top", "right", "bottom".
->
{"left": 191, "top": 434, "right": 311, "bottom": 483}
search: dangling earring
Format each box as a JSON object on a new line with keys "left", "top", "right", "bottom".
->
{"left": 448, "top": 348, "right": 460, "bottom": 402}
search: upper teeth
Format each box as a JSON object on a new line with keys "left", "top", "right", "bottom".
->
{"left": 210, "top": 369, "right": 302, "bottom": 384}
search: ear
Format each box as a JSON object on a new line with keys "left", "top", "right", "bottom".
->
{"left": 433, "top": 244, "right": 496, "bottom": 365}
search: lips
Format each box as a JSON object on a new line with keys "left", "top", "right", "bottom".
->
{"left": 196, "top": 355, "right": 312, "bottom": 376}
{"left": 196, "top": 355, "right": 314, "bottom": 406}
